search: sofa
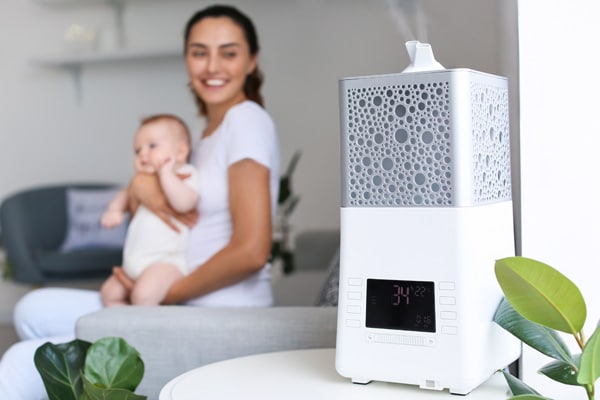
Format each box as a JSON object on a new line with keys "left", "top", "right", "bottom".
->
{"left": 0, "top": 183, "right": 125, "bottom": 283}
{"left": 75, "top": 229, "right": 341, "bottom": 399}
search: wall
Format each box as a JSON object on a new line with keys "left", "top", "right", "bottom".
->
{"left": 518, "top": 0, "right": 600, "bottom": 397}
{"left": 0, "top": 0, "right": 504, "bottom": 235}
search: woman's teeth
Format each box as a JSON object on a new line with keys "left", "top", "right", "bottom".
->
{"left": 206, "top": 79, "right": 225, "bottom": 86}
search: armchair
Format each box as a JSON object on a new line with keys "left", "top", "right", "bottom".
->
{"left": 0, "top": 183, "right": 123, "bottom": 284}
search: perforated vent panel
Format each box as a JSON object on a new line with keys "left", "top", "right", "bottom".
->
{"left": 340, "top": 70, "right": 511, "bottom": 207}
{"left": 470, "top": 83, "right": 511, "bottom": 203}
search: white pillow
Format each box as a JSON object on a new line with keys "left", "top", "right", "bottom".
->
{"left": 60, "top": 187, "right": 128, "bottom": 252}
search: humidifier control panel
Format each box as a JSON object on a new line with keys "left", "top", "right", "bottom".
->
{"left": 341, "top": 277, "right": 458, "bottom": 342}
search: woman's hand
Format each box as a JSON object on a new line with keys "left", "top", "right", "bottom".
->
{"left": 128, "top": 173, "right": 198, "bottom": 231}
{"left": 160, "top": 279, "right": 183, "bottom": 305}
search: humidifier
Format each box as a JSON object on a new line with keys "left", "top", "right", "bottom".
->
{"left": 335, "top": 41, "right": 520, "bottom": 395}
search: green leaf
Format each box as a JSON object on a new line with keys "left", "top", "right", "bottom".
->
{"left": 578, "top": 324, "right": 600, "bottom": 384}
{"left": 494, "top": 298, "right": 574, "bottom": 365}
{"left": 509, "top": 395, "right": 554, "bottom": 400}
{"left": 500, "top": 370, "right": 541, "bottom": 396}
{"left": 82, "top": 374, "right": 147, "bottom": 400}
{"left": 539, "top": 356, "right": 580, "bottom": 386}
{"left": 83, "top": 337, "right": 144, "bottom": 392}
{"left": 34, "top": 339, "right": 91, "bottom": 400}
{"left": 495, "top": 257, "right": 586, "bottom": 334}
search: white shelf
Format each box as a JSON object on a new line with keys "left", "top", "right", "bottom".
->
{"left": 31, "top": 0, "right": 175, "bottom": 103}
{"left": 32, "top": 47, "right": 181, "bottom": 103}
{"left": 33, "top": 0, "right": 137, "bottom": 5}
{"left": 32, "top": 47, "right": 181, "bottom": 67}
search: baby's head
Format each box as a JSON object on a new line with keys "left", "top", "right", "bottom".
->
{"left": 133, "top": 114, "right": 192, "bottom": 174}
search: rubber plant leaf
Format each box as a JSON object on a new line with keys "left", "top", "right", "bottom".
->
{"left": 495, "top": 257, "right": 586, "bottom": 335}
{"left": 500, "top": 370, "right": 542, "bottom": 396}
{"left": 578, "top": 324, "right": 600, "bottom": 384}
{"left": 539, "top": 356, "right": 580, "bottom": 386}
{"left": 494, "top": 298, "right": 574, "bottom": 366}
{"left": 33, "top": 339, "right": 91, "bottom": 400}
{"left": 83, "top": 337, "right": 144, "bottom": 392}
{"left": 81, "top": 374, "right": 147, "bottom": 400}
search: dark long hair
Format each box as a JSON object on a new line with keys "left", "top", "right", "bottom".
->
{"left": 184, "top": 5, "right": 264, "bottom": 115}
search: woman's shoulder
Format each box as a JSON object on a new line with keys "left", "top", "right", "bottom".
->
{"left": 226, "top": 100, "right": 274, "bottom": 127}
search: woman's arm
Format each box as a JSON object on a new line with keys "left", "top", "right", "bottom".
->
{"left": 128, "top": 173, "right": 198, "bottom": 231}
{"left": 161, "top": 158, "right": 272, "bottom": 304}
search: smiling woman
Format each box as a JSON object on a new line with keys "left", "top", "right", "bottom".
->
{"left": 0, "top": 4, "right": 281, "bottom": 399}
{"left": 184, "top": 6, "right": 263, "bottom": 135}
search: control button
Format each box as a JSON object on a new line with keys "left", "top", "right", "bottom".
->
{"left": 439, "top": 281, "right": 455, "bottom": 290}
{"left": 442, "top": 326, "right": 458, "bottom": 335}
{"left": 440, "top": 311, "right": 457, "bottom": 320}
{"left": 365, "top": 333, "right": 436, "bottom": 347}
{"left": 439, "top": 296, "right": 456, "bottom": 305}
{"left": 346, "top": 319, "right": 360, "bottom": 328}
{"left": 348, "top": 278, "right": 362, "bottom": 286}
{"left": 347, "top": 305, "right": 361, "bottom": 314}
{"left": 348, "top": 291, "right": 362, "bottom": 300}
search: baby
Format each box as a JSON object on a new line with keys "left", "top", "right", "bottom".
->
{"left": 100, "top": 114, "right": 199, "bottom": 306}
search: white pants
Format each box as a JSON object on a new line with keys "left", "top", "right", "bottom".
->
{"left": 0, "top": 288, "right": 102, "bottom": 400}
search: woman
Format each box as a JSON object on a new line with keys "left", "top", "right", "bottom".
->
{"left": 0, "top": 5, "right": 280, "bottom": 399}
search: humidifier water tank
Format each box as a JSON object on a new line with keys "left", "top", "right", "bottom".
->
{"left": 335, "top": 66, "right": 521, "bottom": 395}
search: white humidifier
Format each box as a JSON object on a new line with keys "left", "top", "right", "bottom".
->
{"left": 335, "top": 41, "right": 520, "bottom": 395}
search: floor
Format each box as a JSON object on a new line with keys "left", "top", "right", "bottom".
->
{"left": 0, "top": 270, "right": 103, "bottom": 359}
{"left": 0, "top": 324, "right": 19, "bottom": 357}
{"left": 0, "top": 278, "right": 28, "bottom": 358}
{"left": 0, "top": 249, "right": 31, "bottom": 357}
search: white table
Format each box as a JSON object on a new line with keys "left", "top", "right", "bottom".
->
{"left": 160, "top": 348, "right": 511, "bottom": 399}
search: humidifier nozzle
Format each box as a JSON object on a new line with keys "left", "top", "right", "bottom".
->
{"left": 402, "top": 40, "right": 445, "bottom": 73}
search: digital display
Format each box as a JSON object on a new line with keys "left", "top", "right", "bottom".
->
{"left": 366, "top": 279, "right": 436, "bottom": 332}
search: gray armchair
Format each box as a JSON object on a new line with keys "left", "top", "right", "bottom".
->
{"left": 0, "top": 183, "right": 123, "bottom": 283}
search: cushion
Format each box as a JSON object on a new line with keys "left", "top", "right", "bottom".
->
{"left": 314, "top": 248, "right": 340, "bottom": 307}
{"left": 60, "top": 188, "right": 127, "bottom": 252}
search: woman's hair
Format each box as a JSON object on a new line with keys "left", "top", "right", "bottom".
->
{"left": 184, "top": 4, "right": 264, "bottom": 115}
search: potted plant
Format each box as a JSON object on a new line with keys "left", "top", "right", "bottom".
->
{"left": 494, "top": 256, "right": 600, "bottom": 399}
{"left": 271, "top": 150, "right": 301, "bottom": 274}
{"left": 35, "top": 336, "right": 146, "bottom": 400}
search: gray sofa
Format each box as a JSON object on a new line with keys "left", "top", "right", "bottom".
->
{"left": 75, "top": 230, "right": 340, "bottom": 399}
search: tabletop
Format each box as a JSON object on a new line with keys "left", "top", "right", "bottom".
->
{"left": 160, "top": 348, "right": 512, "bottom": 399}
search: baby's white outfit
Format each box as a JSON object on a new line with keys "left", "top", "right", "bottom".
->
{"left": 123, "top": 163, "right": 199, "bottom": 279}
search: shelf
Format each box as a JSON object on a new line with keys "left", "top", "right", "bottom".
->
{"left": 33, "top": 0, "right": 136, "bottom": 6}
{"left": 31, "top": 0, "right": 175, "bottom": 103}
{"left": 32, "top": 47, "right": 181, "bottom": 67}
{"left": 32, "top": 47, "right": 181, "bottom": 103}
{"left": 33, "top": 0, "right": 131, "bottom": 57}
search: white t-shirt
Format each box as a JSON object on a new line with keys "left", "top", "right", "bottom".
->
{"left": 186, "top": 100, "right": 280, "bottom": 307}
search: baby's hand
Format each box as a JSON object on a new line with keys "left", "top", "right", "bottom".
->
{"left": 158, "top": 157, "right": 176, "bottom": 175}
{"left": 101, "top": 210, "right": 125, "bottom": 228}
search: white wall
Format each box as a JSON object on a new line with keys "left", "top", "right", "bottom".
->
{"left": 518, "top": 0, "right": 600, "bottom": 397}
{"left": 0, "top": 0, "right": 504, "bottom": 234}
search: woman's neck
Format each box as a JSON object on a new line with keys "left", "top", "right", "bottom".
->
{"left": 202, "top": 95, "right": 248, "bottom": 138}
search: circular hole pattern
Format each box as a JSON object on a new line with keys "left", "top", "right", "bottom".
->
{"left": 343, "top": 78, "right": 511, "bottom": 206}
